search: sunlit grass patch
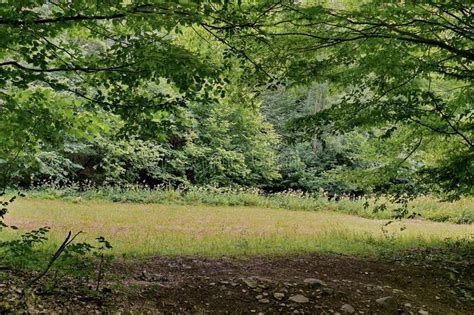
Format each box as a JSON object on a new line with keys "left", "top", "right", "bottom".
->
{"left": 22, "top": 185, "right": 474, "bottom": 224}
{"left": 3, "top": 198, "right": 472, "bottom": 258}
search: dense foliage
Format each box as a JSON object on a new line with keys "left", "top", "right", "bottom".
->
{"left": 1, "top": 0, "right": 472, "bottom": 202}
{"left": 212, "top": 0, "right": 473, "bottom": 199}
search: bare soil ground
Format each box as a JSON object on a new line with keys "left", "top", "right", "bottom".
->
{"left": 116, "top": 253, "right": 472, "bottom": 314}
{"left": 2, "top": 251, "right": 471, "bottom": 314}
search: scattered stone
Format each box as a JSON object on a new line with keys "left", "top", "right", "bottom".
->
{"left": 243, "top": 278, "right": 258, "bottom": 288}
{"left": 259, "top": 298, "right": 270, "bottom": 304}
{"left": 404, "top": 303, "right": 412, "bottom": 308}
{"left": 322, "top": 288, "right": 335, "bottom": 296}
{"left": 137, "top": 270, "right": 169, "bottom": 282}
{"left": 376, "top": 296, "right": 397, "bottom": 310}
{"left": 303, "top": 278, "right": 327, "bottom": 288}
{"left": 274, "top": 292, "right": 285, "bottom": 300}
{"left": 256, "top": 295, "right": 263, "bottom": 300}
{"left": 255, "top": 276, "right": 273, "bottom": 283}
{"left": 288, "top": 294, "right": 309, "bottom": 304}
{"left": 340, "top": 304, "right": 355, "bottom": 313}
{"left": 418, "top": 310, "right": 429, "bottom": 315}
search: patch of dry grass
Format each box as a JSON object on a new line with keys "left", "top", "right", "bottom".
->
{"left": 4, "top": 198, "right": 473, "bottom": 257}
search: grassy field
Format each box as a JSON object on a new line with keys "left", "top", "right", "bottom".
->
{"left": 3, "top": 198, "right": 473, "bottom": 258}
{"left": 23, "top": 186, "right": 474, "bottom": 224}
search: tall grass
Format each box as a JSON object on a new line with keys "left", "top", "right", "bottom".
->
{"left": 21, "top": 184, "right": 474, "bottom": 224}
{"left": 4, "top": 199, "right": 473, "bottom": 258}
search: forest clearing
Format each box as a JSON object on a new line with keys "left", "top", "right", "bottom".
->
{"left": 1, "top": 196, "right": 473, "bottom": 314}
{"left": 1, "top": 0, "right": 473, "bottom": 313}
{"left": 5, "top": 197, "right": 473, "bottom": 257}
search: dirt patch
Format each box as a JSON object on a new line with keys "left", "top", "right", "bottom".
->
{"left": 112, "top": 254, "right": 471, "bottom": 314}
{"left": 1, "top": 253, "right": 472, "bottom": 314}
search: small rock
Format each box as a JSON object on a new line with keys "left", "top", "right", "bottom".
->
{"left": 322, "top": 288, "right": 335, "bottom": 296}
{"left": 243, "top": 278, "right": 258, "bottom": 288}
{"left": 376, "top": 296, "right": 397, "bottom": 310}
{"left": 255, "top": 276, "right": 273, "bottom": 283}
{"left": 256, "top": 295, "right": 264, "bottom": 300}
{"left": 340, "top": 304, "right": 355, "bottom": 313}
{"left": 274, "top": 292, "right": 285, "bottom": 300}
{"left": 259, "top": 298, "right": 270, "bottom": 304}
{"left": 418, "top": 310, "right": 429, "bottom": 315}
{"left": 404, "top": 303, "right": 412, "bottom": 308}
{"left": 303, "top": 278, "right": 327, "bottom": 288}
{"left": 289, "top": 294, "right": 309, "bottom": 303}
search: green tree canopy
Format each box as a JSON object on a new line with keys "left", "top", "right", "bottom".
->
{"left": 208, "top": 0, "right": 473, "bottom": 199}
